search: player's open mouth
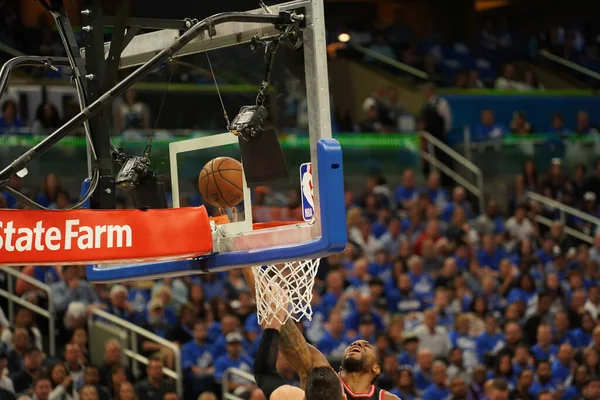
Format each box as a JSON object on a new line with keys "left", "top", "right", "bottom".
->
{"left": 350, "top": 347, "right": 361, "bottom": 354}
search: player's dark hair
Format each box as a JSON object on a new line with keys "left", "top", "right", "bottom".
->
{"left": 305, "top": 367, "right": 343, "bottom": 400}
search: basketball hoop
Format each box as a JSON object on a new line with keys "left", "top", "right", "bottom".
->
{"left": 252, "top": 258, "right": 320, "bottom": 325}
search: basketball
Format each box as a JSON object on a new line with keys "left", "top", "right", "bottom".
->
{"left": 198, "top": 157, "right": 244, "bottom": 208}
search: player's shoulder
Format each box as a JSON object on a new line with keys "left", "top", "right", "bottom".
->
{"left": 382, "top": 390, "right": 401, "bottom": 400}
{"left": 270, "top": 385, "right": 304, "bottom": 400}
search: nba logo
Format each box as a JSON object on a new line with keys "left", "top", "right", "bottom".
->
{"left": 300, "top": 163, "right": 314, "bottom": 221}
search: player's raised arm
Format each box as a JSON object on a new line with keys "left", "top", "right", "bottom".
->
{"left": 240, "top": 267, "right": 329, "bottom": 388}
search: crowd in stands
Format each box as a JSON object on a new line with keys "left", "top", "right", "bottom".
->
{"left": 1, "top": 154, "right": 600, "bottom": 400}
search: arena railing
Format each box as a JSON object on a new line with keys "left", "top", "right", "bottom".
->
{"left": 350, "top": 43, "right": 429, "bottom": 81}
{"left": 539, "top": 49, "right": 600, "bottom": 84}
{"left": 0, "top": 267, "right": 56, "bottom": 356}
{"left": 525, "top": 191, "right": 600, "bottom": 244}
{"left": 89, "top": 308, "right": 183, "bottom": 396}
{"left": 419, "top": 130, "right": 486, "bottom": 213}
{"left": 222, "top": 367, "right": 256, "bottom": 400}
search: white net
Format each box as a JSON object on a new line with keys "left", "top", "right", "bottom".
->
{"left": 252, "top": 258, "right": 320, "bottom": 325}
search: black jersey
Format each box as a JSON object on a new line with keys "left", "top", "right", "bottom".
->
{"left": 339, "top": 373, "right": 388, "bottom": 400}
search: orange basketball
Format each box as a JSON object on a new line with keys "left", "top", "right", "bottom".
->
{"left": 198, "top": 157, "right": 244, "bottom": 208}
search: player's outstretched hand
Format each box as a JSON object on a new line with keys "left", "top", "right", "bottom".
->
{"left": 261, "top": 279, "right": 289, "bottom": 331}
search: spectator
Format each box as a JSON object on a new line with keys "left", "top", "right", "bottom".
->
{"left": 446, "top": 347, "right": 469, "bottom": 383}
{"left": 390, "top": 368, "right": 417, "bottom": 400}
{"left": 344, "top": 293, "right": 384, "bottom": 336}
{"left": 413, "top": 348, "right": 434, "bottom": 393}
{"left": 474, "top": 109, "right": 507, "bottom": 142}
{"left": 30, "top": 378, "right": 52, "bottom": 400}
{"left": 349, "top": 218, "right": 383, "bottom": 262}
{"left": 379, "top": 219, "right": 404, "bottom": 256}
{"left": 48, "top": 362, "right": 75, "bottom": 400}
{"left": 34, "top": 174, "right": 63, "bottom": 209}
{"left": 81, "top": 366, "right": 110, "bottom": 400}
{"left": 0, "top": 100, "right": 24, "bottom": 134}
{"left": 0, "top": 353, "right": 13, "bottom": 394}
{"left": 2, "top": 309, "right": 42, "bottom": 353}
{"left": 367, "top": 35, "right": 397, "bottom": 62}
{"left": 495, "top": 64, "right": 521, "bottom": 90}
{"left": 50, "top": 266, "right": 99, "bottom": 313}
{"left": 63, "top": 344, "right": 84, "bottom": 390}
{"left": 397, "top": 334, "right": 419, "bottom": 367}
{"left": 360, "top": 106, "right": 384, "bottom": 133}
{"left": 10, "top": 346, "right": 42, "bottom": 394}
{"left": 509, "top": 111, "right": 533, "bottom": 134}
{"left": 15, "top": 266, "right": 61, "bottom": 296}
{"left": 529, "top": 360, "right": 556, "bottom": 397}
{"left": 134, "top": 358, "right": 175, "bottom": 400}
{"left": 575, "top": 111, "right": 599, "bottom": 134}
{"left": 139, "top": 300, "right": 174, "bottom": 368}
{"left": 449, "top": 376, "right": 468, "bottom": 400}
{"left": 466, "top": 365, "right": 487, "bottom": 400}
{"left": 214, "top": 333, "right": 253, "bottom": 393}
{"left": 116, "top": 381, "right": 135, "bottom": 400}
{"left": 531, "top": 324, "right": 558, "bottom": 363}
{"left": 414, "top": 309, "right": 451, "bottom": 358}
{"left": 488, "top": 379, "right": 510, "bottom": 400}
{"left": 105, "top": 285, "right": 135, "bottom": 321}
{"left": 30, "top": 103, "right": 61, "bottom": 134}
{"left": 317, "top": 313, "right": 351, "bottom": 358}
{"left": 425, "top": 172, "right": 449, "bottom": 211}
{"left": 521, "top": 70, "right": 544, "bottom": 90}
{"left": 476, "top": 235, "right": 508, "bottom": 271}
{"left": 395, "top": 169, "right": 419, "bottom": 210}
{"left": 582, "top": 378, "right": 600, "bottom": 400}
{"left": 550, "top": 113, "right": 570, "bottom": 136}
{"left": 510, "top": 369, "right": 534, "bottom": 400}
{"left": 7, "top": 329, "right": 30, "bottom": 374}
{"left": 422, "top": 361, "right": 450, "bottom": 400}
{"left": 476, "top": 314, "right": 504, "bottom": 363}
{"left": 115, "top": 90, "right": 150, "bottom": 131}
{"left": 505, "top": 205, "right": 536, "bottom": 242}
{"left": 98, "top": 340, "right": 132, "bottom": 386}
{"left": 181, "top": 321, "right": 214, "bottom": 395}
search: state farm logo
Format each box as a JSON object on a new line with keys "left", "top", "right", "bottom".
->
{"left": 0, "top": 219, "right": 133, "bottom": 252}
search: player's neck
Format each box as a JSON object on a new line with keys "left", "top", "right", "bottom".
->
{"left": 340, "top": 370, "right": 373, "bottom": 393}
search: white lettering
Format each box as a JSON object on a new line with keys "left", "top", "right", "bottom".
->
{"left": 64, "top": 220, "right": 79, "bottom": 250}
{"left": 106, "top": 225, "right": 132, "bottom": 248}
{"left": 4, "top": 221, "right": 15, "bottom": 251}
{"left": 33, "top": 221, "right": 45, "bottom": 251}
{"left": 95, "top": 225, "right": 106, "bottom": 248}
{"left": 77, "top": 226, "right": 93, "bottom": 250}
{"left": 15, "top": 228, "right": 33, "bottom": 251}
{"left": 45, "top": 228, "right": 61, "bottom": 251}
{"left": 0, "top": 219, "right": 134, "bottom": 253}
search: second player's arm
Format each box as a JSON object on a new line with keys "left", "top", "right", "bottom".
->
{"left": 241, "top": 267, "right": 330, "bottom": 389}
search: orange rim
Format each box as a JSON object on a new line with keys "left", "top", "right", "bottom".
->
{"left": 252, "top": 221, "right": 304, "bottom": 230}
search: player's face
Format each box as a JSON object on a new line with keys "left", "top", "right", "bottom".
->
{"left": 342, "top": 340, "right": 377, "bottom": 369}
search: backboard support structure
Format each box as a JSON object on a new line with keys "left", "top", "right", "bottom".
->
{"left": 0, "top": 0, "right": 347, "bottom": 281}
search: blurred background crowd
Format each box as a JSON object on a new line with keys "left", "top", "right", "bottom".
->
{"left": 1, "top": 1, "right": 600, "bottom": 400}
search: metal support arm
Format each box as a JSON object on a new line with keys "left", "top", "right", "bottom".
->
{"left": 0, "top": 11, "right": 291, "bottom": 185}
{"left": 0, "top": 56, "right": 70, "bottom": 100}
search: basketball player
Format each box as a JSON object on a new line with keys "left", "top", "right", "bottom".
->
{"left": 241, "top": 268, "right": 399, "bottom": 400}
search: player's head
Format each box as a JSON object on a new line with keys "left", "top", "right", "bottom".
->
{"left": 304, "top": 366, "right": 345, "bottom": 400}
{"left": 340, "top": 340, "right": 381, "bottom": 379}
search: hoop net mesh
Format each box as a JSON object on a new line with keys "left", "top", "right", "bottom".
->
{"left": 252, "top": 258, "right": 320, "bottom": 325}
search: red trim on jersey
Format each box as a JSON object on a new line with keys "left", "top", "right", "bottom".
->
{"left": 338, "top": 373, "right": 375, "bottom": 398}
{"left": 379, "top": 389, "right": 387, "bottom": 400}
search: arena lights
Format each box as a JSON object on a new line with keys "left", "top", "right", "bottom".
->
{"left": 338, "top": 33, "right": 351, "bottom": 43}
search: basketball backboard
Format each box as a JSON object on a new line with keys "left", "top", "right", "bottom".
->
{"left": 84, "top": 0, "right": 347, "bottom": 282}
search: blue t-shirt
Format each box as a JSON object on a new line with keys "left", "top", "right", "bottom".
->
{"left": 530, "top": 344, "right": 558, "bottom": 362}
{"left": 529, "top": 380, "right": 558, "bottom": 397}
{"left": 214, "top": 354, "right": 253, "bottom": 381}
{"left": 212, "top": 335, "right": 250, "bottom": 359}
{"left": 476, "top": 248, "right": 508, "bottom": 270}
{"left": 550, "top": 360, "right": 571, "bottom": 386}
{"left": 422, "top": 384, "right": 450, "bottom": 400}
{"left": 181, "top": 341, "right": 214, "bottom": 379}
{"left": 408, "top": 272, "right": 434, "bottom": 301}
{"left": 344, "top": 311, "right": 384, "bottom": 332}
{"left": 33, "top": 266, "right": 60, "bottom": 285}
{"left": 506, "top": 288, "right": 537, "bottom": 309}
{"left": 0, "top": 116, "right": 25, "bottom": 134}
{"left": 390, "top": 389, "right": 416, "bottom": 400}
{"left": 395, "top": 185, "right": 419, "bottom": 206}
{"left": 448, "top": 331, "right": 478, "bottom": 368}
{"left": 397, "top": 351, "right": 417, "bottom": 367}
{"left": 473, "top": 124, "right": 507, "bottom": 142}
{"left": 414, "top": 368, "right": 432, "bottom": 392}
{"left": 476, "top": 332, "right": 505, "bottom": 361}
{"left": 317, "top": 332, "right": 351, "bottom": 358}
{"left": 386, "top": 290, "right": 424, "bottom": 314}
{"left": 1, "top": 190, "right": 17, "bottom": 208}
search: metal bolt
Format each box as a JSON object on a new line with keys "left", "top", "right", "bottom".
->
{"left": 85, "top": 74, "right": 95, "bottom": 80}
{"left": 105, "top": 188, "right": 112, "bottom": 194}
{"left": 185, "top": 20, "right": 192, "bottom": 28}
{"left": 82, "top": 25, "right": 93, "bottom": 32}
{"left": 81, "top": 9, "right": 91, "bottom": 16}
